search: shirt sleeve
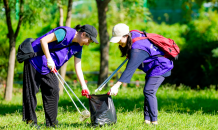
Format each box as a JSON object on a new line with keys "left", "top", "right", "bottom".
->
{"left": 54, "top": 29, "right": 66, "bottom": 42}
{"left": 162, "top": 70, "right": 171, "bottom": 77}
{"left": 74, "top": 51, "right": 82, "bottom": 59}
{"left": 118, "top": 49, "right": 149, "bottom": 83}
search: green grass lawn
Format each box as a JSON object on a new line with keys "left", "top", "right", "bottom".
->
{"left": 0, "top": 84, "right": 218, "bottom": 130}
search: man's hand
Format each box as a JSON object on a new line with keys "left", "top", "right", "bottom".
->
{"left": 81, "top": 85, "right": 90, "bottom": 98}
{"left": 47, "top": 58, "right": 56, "bottom": 73}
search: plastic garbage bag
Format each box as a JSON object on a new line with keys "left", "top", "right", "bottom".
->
{"left": 89, "top": 94, "right": 117, "bottom": 126}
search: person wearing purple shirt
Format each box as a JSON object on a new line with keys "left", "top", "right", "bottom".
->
{"left": 108, "top": 23, "right": 174, "bottom": 125}
{"left": 22, "top": 24, "right": 98, "bottom": 128}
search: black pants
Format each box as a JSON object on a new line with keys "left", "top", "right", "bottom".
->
{"left": 22, "top": 61, "right": 59, "bottom": 126}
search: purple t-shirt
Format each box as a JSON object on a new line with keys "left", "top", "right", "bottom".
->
{"left": 29, "top": 26, "right": 83, "bottom": 75}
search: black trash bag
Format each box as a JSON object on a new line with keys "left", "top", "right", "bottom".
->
{"left": 89, "top": 94, "right": 117, "bottom": 126}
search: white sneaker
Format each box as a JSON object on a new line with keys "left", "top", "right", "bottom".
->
{"left": 144, "top": 120, "right": 151, "bottom": 124}
{"left": 151, "top": 121, "right": 158, "bottom": 125}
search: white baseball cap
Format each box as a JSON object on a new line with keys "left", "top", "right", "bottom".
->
{"left": 110, "top": 23, "right": 129, "bottom": 43}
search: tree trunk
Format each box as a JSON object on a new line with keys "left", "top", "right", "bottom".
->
{"left": 58, "top": 0, "right": 64, "bottom": 26}
{"left": 96, "top": 0, "right": 111, "bottom": 86}
{"left": 57, "top": 0, "right": 64, "bottom": 94}
{"left": 59, "top": 0, "right": 73, "bottom": 93}
{"left": 5, "top": 40, "right": 16, "bottom": 101}
{"left": 59, "top": 63, "right": 67, "bottom": 95}
{"left": 66, "top": 0, "right": 73, "bottom": 27}
{"left": 4, "top": 0, "right": 24, "bottom": 101}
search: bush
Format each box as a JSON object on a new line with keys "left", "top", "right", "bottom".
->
{"left": 165, "top": 10, "right": 218, "bottom": 88}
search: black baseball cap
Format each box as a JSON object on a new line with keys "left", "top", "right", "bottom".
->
{"left": 81, "top": 24, "right": 99, "bottom": 44}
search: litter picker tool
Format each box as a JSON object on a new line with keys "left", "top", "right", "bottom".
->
{"left": 54, "top": 71, "right": 90, "bottom": 121}
{"left": 95, "top": 58, "right": 128, "bottom": 93}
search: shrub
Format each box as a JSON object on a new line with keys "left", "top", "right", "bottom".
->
{"left": 166, "top": 10, "right": 218, "bottom": 88}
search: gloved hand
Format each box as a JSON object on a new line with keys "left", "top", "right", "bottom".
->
{"left": 108, "top": 84, "right": 120, "bottom": 96}
{"left": 47, "top": 58, "right": 56, "bottom": 73}
{"left": 81, "top": 85, "right": 90, "bottom": 98}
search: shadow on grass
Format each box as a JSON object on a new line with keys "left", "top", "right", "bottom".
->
{"left": 1, "top": 92, "right": 218, "bottom": 116}
{"left": 157, "top": 96, "right": 218, "bottom": 114}
{"left": 58, "top": 94, "right": 218, "bottom": 115}
{"left": 0, "top": 104, "right": 23, "bottom": 115}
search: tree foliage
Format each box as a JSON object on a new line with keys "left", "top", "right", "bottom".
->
{"left": 108, "top": 0, "right": 151, "bottom": 26}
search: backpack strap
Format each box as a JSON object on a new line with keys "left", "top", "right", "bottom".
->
{"left": 132, "top": 37, "right": 148, "bottom": 43}
{"left": 130, "top": 30, "right": 144, "bottom": 34}
{"left": 34, "top": 42, "right": 77, "bottom": 57}
{"left": 130, "top": 30, "right": 148, "bottom": 43}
